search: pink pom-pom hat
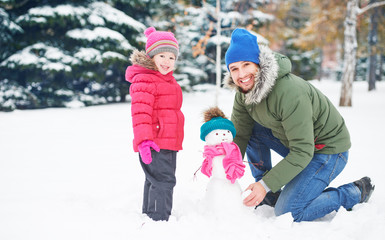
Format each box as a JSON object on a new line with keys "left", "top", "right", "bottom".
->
{"left": 144, "top": 27, "right": 179, "bottom": 59}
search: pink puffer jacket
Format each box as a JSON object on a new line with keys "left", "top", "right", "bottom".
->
{"left": 125, "top": 50, "right": 184, "bottom": 152}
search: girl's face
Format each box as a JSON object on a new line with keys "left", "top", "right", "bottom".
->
{"left": 153, "top": 52, "right": 176, "bottom": 75}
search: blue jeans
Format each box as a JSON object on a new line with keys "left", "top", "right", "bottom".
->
{"left": 246, "top": 122, "right": 361, "bottom": 222}
{"left": 246, "top": 122, "right": 290, "bottom": 181}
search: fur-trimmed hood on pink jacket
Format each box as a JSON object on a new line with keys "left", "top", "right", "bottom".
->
{"left": 126, "top": 50, "right": 184, "bottom": 152}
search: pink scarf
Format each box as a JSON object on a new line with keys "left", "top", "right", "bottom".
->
{"left": 201, "top": 142, "right": 245, "bottom": 184}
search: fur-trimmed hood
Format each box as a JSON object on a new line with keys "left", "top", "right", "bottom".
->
{"left": 224, "top": 45, "right": 292, "bottom": 104}
{"left": 130, "top": 49, "right": 157, "bottom": 71}
{"left": 125, "top": 50, "right": 175, "bottom": 83}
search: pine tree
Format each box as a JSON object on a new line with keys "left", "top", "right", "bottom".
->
{"left": 0, "top": 0, "right": 145, "bottom": 110}
{"left": 0, "top": 7, "right": 23, "bottom": 60}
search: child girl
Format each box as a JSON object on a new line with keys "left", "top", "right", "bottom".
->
{"left": 125, "top": 27, "right": 184, "bottom": 221}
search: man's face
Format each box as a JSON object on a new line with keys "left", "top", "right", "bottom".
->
{"left": 228, "top": 61, "right": 259, "bottom": 93}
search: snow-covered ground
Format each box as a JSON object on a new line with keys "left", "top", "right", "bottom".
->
{"left": 1, "top": 80, "right": 384, "bottom": 240}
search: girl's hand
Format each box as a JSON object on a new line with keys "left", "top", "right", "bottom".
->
{"left": 138, "top": 140, "right": 160, "bottom": 164}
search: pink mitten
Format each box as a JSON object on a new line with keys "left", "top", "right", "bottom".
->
{"left": 138, "top": 140, "right": 160, "bottom": 164}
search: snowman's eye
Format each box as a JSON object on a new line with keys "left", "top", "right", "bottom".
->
{"left": 216, "top": 133, "right": 219, "bottom": 135}
{"left": 228, "top": 130, "right": 230, "bottom": 133}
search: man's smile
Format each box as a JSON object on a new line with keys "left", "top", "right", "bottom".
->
{"left": 240, "top": 77, "right": 251, "bottom": 83}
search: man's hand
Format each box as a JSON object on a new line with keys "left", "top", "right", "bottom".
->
{"left": 243, "top": 182, "right": 267, "bottom": 207}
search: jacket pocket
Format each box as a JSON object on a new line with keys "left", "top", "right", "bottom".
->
{"left": 157, "top": 118, "right": 165, "bottom": 138}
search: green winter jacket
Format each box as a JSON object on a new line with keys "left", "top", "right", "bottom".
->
{"left": 224, "top": 46, "right": 351, "bottom": 192}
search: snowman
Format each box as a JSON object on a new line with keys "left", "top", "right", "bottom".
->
{"left": 199, "top": 107, "right": 249, "bottom": 217}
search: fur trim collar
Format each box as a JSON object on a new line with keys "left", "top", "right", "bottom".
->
{"left": 129, "top": 49, "right": 158, "bottom": 71}
{"left": 224, "top": 45, "right": 278, "bottom": 104}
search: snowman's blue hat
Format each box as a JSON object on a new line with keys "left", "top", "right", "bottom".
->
{"left": 200, "top": 117, "right": 236, "bottom": 141}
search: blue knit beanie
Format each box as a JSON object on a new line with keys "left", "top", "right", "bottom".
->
{"left": 200, "top": 117, "right": 236, "bottom": 141}
{"left": 225, "top": 28, "right": 260, "bottom": 70}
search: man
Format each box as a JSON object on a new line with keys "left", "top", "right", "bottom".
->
{"left": 224, "top": 28, "right": 375, "bottom": 222}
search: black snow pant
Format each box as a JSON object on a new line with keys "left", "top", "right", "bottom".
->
{"left": 139, "top": 149, "right": 177, "bottom": 221}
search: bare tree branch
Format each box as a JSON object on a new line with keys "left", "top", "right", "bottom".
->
{"left": 357, "top": 1, "right": 385, "bottom": 15}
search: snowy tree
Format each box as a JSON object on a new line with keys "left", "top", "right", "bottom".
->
{"left": 272, "top": 0, "right": 384, "bottom": 106}
{"left": 176, "top": 0, "right": 273, "bottom": 86}
{"left": 367, "top": 0, "right": 383, "bottom": 91}
{"left": 0, "top": 0, "right": 145, "bottom": 110}
{"left": 133, "top": 0, "right": 197, "bottom": 90}
{"left": 339, "top": 0, "right": 385, "bottom": 106}
{"left": 0, "top": 7, "right": 23, "bottom": 60}
{"left": 174, "top": 5, "right": 210, "bottom": 88}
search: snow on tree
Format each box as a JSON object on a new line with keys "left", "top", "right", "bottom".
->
{"left": 0, "top": 1, "right": 145, "bottom": 110}
{"left": 176, "top": 0, "right": 274, "bottom": 86}
{"left": 0, "top": 7, "right": 23, "bottom": 60}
